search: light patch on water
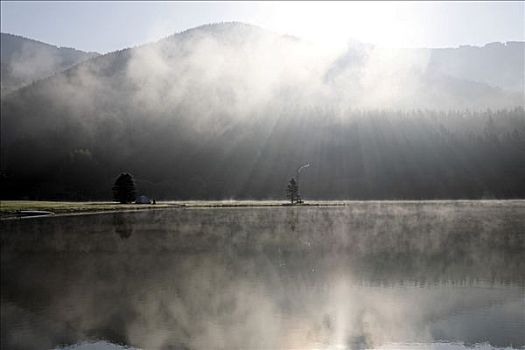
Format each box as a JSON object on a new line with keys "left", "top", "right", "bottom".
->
{"left": 55, "top": 341, "right": 140, "bottom": 350}
{"left": 312, "top": 342, "right": 520, "bottom": 350}
{"left": 374, "top": 342, "right": 520, "bottom": 350}
{"left": 55, "top": 341, "right": 519, "bottom": 350}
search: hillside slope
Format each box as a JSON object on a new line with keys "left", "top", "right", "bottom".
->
{"left": 1, "top": 23, "right": 524, "bottom": 200}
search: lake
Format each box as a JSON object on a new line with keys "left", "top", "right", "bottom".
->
{"left": 1, "top": 201, "right": 524, "bottom": 350}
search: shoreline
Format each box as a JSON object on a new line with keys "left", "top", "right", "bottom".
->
{"left": 1, "top": 199, "right": 524, "bottom": 221}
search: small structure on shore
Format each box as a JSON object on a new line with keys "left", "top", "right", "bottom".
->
{"left": 135, "top": 195, "right": 152, "bottom": 204}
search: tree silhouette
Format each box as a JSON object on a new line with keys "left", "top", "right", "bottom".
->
{"left": 112, "top": 173, "right": 137, "bottom": 204}
{"left": 286, "top": 178, "right": 298, "bottom": 204}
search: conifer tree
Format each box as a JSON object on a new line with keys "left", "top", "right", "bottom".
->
{"left": 112, "top": 173, "right": 137, "bottom": 203}
{"left": 286, "top": 178, "right": 298, "bottom": 204}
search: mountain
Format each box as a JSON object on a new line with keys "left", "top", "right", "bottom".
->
{"left": 428, "top": 42, "right": 525, "bottom": 93}
{"left": 322, "top": 43, "right": 524, "bottom": 109}
{"left": 0, "top": 33, "right": 99, "bottom": 95}
{"left": 1, "top": 23, "right": 524, "bottom": 200}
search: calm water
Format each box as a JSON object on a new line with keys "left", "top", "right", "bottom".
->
{"left": 1, "top": 201, "right": 524, "bottom": 350}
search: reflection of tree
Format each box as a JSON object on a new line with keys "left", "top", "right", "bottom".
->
{"left": 286, "top": 208, "right": 299, "bottom": 231}
{"left": 113, "top": 213, "right": 133, "bottom": 239}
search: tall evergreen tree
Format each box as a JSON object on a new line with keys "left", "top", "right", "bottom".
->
{"left": 112, "top": 173, "right": 137, "bottom": 204}
{"left": 286, "top": 178, "right": 298, "bottom": 204}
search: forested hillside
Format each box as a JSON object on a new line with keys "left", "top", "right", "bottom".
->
{"left": 2, "top": 107, "right": 524, "bottom": 200}
{"left": 1, "top": 23, "right": 524, "bottom": 200}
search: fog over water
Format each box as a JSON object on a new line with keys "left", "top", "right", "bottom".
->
{"left": 2, "top": 201, "right": 524, "bottom": 349}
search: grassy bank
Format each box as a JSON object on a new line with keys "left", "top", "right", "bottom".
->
{"left": 3, "top": 199, "right": 521, "bottom": 219}
{"left": 0, "top": 200, "right": 298, "bottom": 218}
{"left": 0, "top": 200, "right": 176, "bottom": 218}
{"left": 0, "top": 200, "right": 345, "bottom": 218}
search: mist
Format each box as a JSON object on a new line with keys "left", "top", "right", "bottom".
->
{"left": 29, "top": 23, "right": 523, "bottom": 117}
{"left": 0, "top": 33, "right": 98, "bottom": 95}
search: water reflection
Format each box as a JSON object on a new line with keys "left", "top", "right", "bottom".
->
{"left": 286, "top": 208, "right": 299, "bottom": 231}
{"left": 1, "top": 202, "right": 524, "bottom": 350}
{"left": 113, "top": 213, "right": 134, "bottom": 240}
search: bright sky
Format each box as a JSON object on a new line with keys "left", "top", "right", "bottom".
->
{"left": 1, "top": 1, "right": 524, "bottom": 53}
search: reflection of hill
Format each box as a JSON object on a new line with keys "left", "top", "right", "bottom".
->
{"left": 2, "top": 251, "right": 524, "bottom": 349}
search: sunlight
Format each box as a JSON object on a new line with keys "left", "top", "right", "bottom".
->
{"left": 256, "top": 1, "right": 419, "bottom": 49}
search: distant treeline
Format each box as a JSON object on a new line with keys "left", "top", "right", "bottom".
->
{"left": 1, "top": 107, "right": 524, "bottom": 200}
